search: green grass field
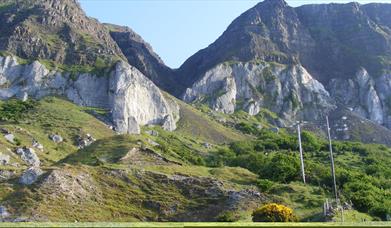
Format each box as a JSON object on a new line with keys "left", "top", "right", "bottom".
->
{"left": 0, "top": 222, "right": 390, "bottom": 227}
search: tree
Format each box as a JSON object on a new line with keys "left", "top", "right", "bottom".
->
{"left": 252, "top": 203, "right": 297, "bottom": 222}
{"left": 260, "top": 153, "right": 300, "bottom": 183}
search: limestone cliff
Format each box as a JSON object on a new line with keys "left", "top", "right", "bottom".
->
{"left": 0, "top": 55, "right": 179, "bottom": 133}
{"left": 183, "top": 61, "right": 334, "bottom": 125}
{"left": 329, "top": 68, "right": 391, "bottom": 128}
{"left": 178, "top": 0, "right": 391, "bottom": 130}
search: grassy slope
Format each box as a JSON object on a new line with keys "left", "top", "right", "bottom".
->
{"left": 174, "top": 99, "right": 248, "bottom": 144}
{"left": 0, "top": 97, "right": 114, "bottom": 168}
{"left": 0, "top": 97, "right": 261, "bottom": 222}
{"left": 1, "top": 96, "right": 387, "bottom": 223}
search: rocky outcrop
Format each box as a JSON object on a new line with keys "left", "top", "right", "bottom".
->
{"left": 329, "top": 68, "right": 391, "bottom": 128}
{"left": 49, "top": 134, "right": 63, "bottom": 143}
{"left": 0, "top": 55, "right": 179, "bottom": 133}
{"left": 177, "top": 0, "right": 391, "bottom": 129}
{"left": 0, "top": 153, "right": 10, "bottom": 165}
{"left": 109, "top": 61, "right": 178, "bottom": 133}
{"left": 0, "top": 0, "right": 125, "bottom": 66}
{"left": 106, "top": 24, "right": 181, "bottom": 95}
{"left": 184, "top": 61, "right": 335, "bottom": 123}
{"left": 19, "top": 167, "right": 43, "bottom": 185}
{"left": 16, "top": 147, "right": 40, "bottom": 167}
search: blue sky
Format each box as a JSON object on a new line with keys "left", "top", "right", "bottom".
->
{"left": 79, "top": 0, "right": 391, "bottom": 68}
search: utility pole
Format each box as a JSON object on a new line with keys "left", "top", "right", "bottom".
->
{"left": 326, "top": 116, "right": 338, "bottom": 202}
{"left": 297, "top": 123, "right": 306, "bottom": 184}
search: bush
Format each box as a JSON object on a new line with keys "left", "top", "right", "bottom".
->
{"left": 260, "top": 153, "right": 300, "bottom": 183}
{"left": 256, "top": 179, "right": 275, "bottom": 192}
{"left": 0, "top": 99, "right": 38, "bottom": 122}
{"left": 252, "top": 203, "right": 297, "bottom": 222}
{"left": 230, "top": 141, "right": 254, "bottom": 155}
{"left": 301, "top": 131, "right": 322, "bottom": 152}
{"left": 206, "top": 148, "right": 235, "bottom": 167}
{"left": 216, "top": 211, "right": 240, "bottom": 222}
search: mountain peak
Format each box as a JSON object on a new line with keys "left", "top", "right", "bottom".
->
{"left": 257, "top": 0, "right": 288, "bottom": 8}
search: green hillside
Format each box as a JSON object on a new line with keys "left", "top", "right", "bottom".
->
{"left": 0, "top": 97, "right": 390, "bottom": 223}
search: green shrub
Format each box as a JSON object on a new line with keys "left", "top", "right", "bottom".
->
{"left": 230, "top": 141, "right": 254, "bottom": 155}
{"left": 301, "top": 131, "right": 322, "bottom": 152}
{"left": 0, "top": 99, "right": 38, "bottom": 122}
{"left": 216, "top": 211, "right": 240, "bottom": 222}
{"left": 260, "top": 153, "right": 300, "bottom": 183}
{"left": 252, "top": 203, "right": 297, "bottom": 222}
{"left": 14, "top": 138, "right": 21, "bottom": 146}
{"left": 256, "top": 179, "right": 275, "bottom": 192}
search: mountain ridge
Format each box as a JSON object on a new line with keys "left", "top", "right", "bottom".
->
{"left": 176, "top": 0, "right": 391, "bottom": 140}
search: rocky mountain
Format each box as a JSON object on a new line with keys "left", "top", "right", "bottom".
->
{"left": 0, "top": 0, "right": 179, "bottom": 133}
{"left": 106, "top": 24, "right": 181, "bottom": 95}
{"left": 0, "top": 0, "right": 124, "bottom": 65}
{"left": 1, "top": 0, "right": 391, "bottom": 223}
{"left": 0, "top": 55, "right": 179, "bottom": 133}
{"left": 177, "top": 0, "right": 391, "bottom": 131}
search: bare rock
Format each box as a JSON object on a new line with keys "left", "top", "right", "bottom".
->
{"left": 147, "top": 138, "right": 160, "bottom": 147}
{"left": 202, "top": 142, "right": 212, "bottom": 149}
{"left": 0, "top": 153, "right": 10, "bottom": 165}
{"left": 49, "top": 134, "right": 63, "bottom": 143}
{"left": 145, "top": 130, "right": 159, "bottom": 136}
{"left": 76, "top": 134, "right": 96, "bottom": 149}
{"left": 16, "top": 147, "right": 40, "bottom": 167}
{"left": 4, "top": 134, "right": 15, "bottom": 144}
{"left": 19, "top": 167, "right": 43, "bottom": 185}
{"left": 32, "top": 139, "right": 44, "bottom": 151}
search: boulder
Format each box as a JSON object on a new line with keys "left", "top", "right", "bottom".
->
{"left": 145, "top": 130, "right": 159, "bottom": 136}
{"left": 49, "top": 134, "right": 63, "bottom": 143}
{"left": 19, "top": 167, "right": 43, "bottom": 185}
{"left": 0, "top": 153, "right": 10, "bottom": 165}
{"left": 4, "top": 134, "right": 15, "bottom": 144}
{"left": 147, "top": 138, "right": 160, "bottom": 147}
{"left": 0, "top": 128, "right": 10, "bottom": 135}
{"left": 16, "top": 147, "right": 40, "bottom": 167}
{"left": 76, "top": 134, "right": 96, "bottom": 149}
{"left": 202, "top": 142, "right": 212, "bottom": 149}
{"left": 32, "top": 139, "right": 44, "bottom": 150}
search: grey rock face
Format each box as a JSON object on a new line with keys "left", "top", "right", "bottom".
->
{"left": 16, "top": 147, "right": 40, "bottom": 167}
{"left": 0, "top": 56, "right": 179, "bottom": 134}
{"left": 329, "top": 68, "right": 391, "bottom": 128}
{"left": 0, "top": 0, "right": 125, "bottom": 66}
{"left": 184, "top": 61, "right": 335, "bottom": 123}
{"left": 19, "top": 167, "right": 43, "bottom": 185}
{"left": 177, "top": 0, "right": 391, "bottom": 134}
{"left": 106, "top": 24, "right": 181, "bottom": 96}
{"left": 109, "top": 62, "right": 178, "bottom": 133}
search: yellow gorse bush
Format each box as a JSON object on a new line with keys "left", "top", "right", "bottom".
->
{"left": 252, "top": 203, "right": 297, "bottom": 222}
